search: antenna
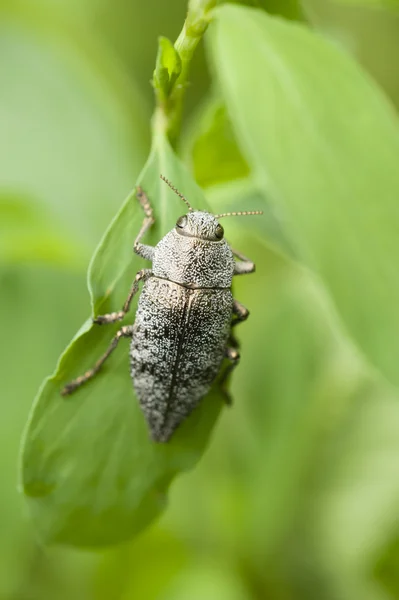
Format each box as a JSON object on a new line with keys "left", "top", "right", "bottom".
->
{"left": 214, "top": 210, "right": 263, "bottom": 218}
{"left": 160, "top": 175, "right": 193, "bottom": 212}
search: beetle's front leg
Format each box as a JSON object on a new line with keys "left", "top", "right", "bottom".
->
{"left": 61, "top": 325, "right": 134, "bottom": 396}
{"left": 134, "top": 187, "right": 156, "bottom": 261}
{"left": 232, "top": 248, "right": 255, "bottom": 276}
{"left": 94, "top": 269, "right": 152, "bottom": 325}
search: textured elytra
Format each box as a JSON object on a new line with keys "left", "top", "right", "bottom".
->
{"left": 132, "top": 211, "right": 237, "bottom": 442}
{"left": 131, "top": 277, "right": 233, "bottom": 442}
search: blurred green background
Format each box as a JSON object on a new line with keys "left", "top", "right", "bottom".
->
{"left": 2, "top": 0, "right": 399, "bottom": 598}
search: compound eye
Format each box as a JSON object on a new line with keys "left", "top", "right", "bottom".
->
{"left": 215, "top": 224, "right": 224, "bottom": 239}
{"left": 176, "top": 215, "right": 188, "bottom": 229}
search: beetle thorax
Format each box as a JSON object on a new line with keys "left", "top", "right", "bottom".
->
{"left": 152, "top": 229, "right": 235, "bottom": 288}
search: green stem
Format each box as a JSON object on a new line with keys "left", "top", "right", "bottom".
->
{"left": 152, "top": 0, "right": 217, "bottom": 147}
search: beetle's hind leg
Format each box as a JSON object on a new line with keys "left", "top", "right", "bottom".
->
{"left": 134, "top": 187, "right": 156, "bottom": 261}
{"left": 221, "top": 298, "right": 249, "bottom": 403}
{"left": 61, "top": 325, "right": 134, "bottom": 396}
{"left": 94, "top": 269, "right": 152, "bottom": 325}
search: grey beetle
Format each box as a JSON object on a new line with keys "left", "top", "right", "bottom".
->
{"left": 62, "top": 175, "right": 262, "bottom": 442}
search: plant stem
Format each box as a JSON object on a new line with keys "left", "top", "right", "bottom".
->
{"left": 152, "top": 0, "right": 217, "bottom": 147}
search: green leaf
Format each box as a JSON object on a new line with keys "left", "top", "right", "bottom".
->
{"left": 182, "top": 92, "right": 294, "bottom": 257}
{"left": 301, "top": 0, "right": 399, "bottom": 111}
{"left": 153, "top": 36, "right": 182, "bottom": 102}
{"left": 210, "top": 5, "right": 399, "bottom": 387}
{"left": 183, "top": 96, "right": 250, "bottom": 188}
{"left": 20, "top": 133, "right": 225, "bottom": 548}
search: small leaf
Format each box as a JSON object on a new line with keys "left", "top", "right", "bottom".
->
{"left": 153, "top": 37, "right": 182, "bottom": 102}
{"left": 210, "top": 5, "right": 399, "bottom": 387}
{"left": 183, "top": 96, "right": 250, "bottom": 188}
{"left": 20, "top": 133, "right": 225, "bottom": 548}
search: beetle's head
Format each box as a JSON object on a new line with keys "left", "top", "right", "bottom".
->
{"left": 175, "top": 211, "right": 224, "bottom": 241}
{"left": 160, "top": 175, "right": 263, "bottom": 242}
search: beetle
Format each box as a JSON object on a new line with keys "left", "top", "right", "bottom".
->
{"left": 62, "top": 175, "right": 262, "bottom": 442}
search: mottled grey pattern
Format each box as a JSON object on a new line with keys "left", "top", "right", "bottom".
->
{"left": 130, "top": 211, "right": 238, "bottom": 442}
{"left": 130, "top": 277, "right": 233, "bottom": 442}
{"left": 175, "top": 211, "right": 223, "bottom": 240}
{"left": 152, "top": 229, "right": 235, "bottom": 288}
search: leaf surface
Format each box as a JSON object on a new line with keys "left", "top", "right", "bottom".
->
{"left": 21, "top": 134, "right": 224, "bottom": 547}
{"left": 210, "top": 5, "right": 399, "bottom": 386}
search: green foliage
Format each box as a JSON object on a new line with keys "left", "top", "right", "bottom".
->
{"left": 334, "top": 0, "right": 399, "bottom": 10}
{"left": 2, "top": 0, "right": 399, "bottom": 598}
{"left": 0, "top": 2, "right": 150, "bottom": 261}
{"left": 301, "top": 1, "right": 399, "bottom": 115}
{"left": 211, "top": 4, "right": 399, "bottom": 388}
{"left": 183, "top": 96, "right": 250, "bottom": 187}
{"left": 185, "top": 0, "right": 218, "bottom": 36}
{"left": 0, "top": 194, "right": 86, "bottom": 267}
{"left": 153, "top": 37, "right": 182, "bottom": 102}
{"left": 183, "top": 95, "right": 296, "bottom": 257}
{"left": 21, "top": 133, "right": 225, "bottom": 546}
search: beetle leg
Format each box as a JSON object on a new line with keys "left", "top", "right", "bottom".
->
{"left": 94, "top": 269, "right": 152, "bottom": 325}
{"left": 61, "top": 325, "right": 134, "bottom": 396}
{"left": 219, "top": 347, "right": 240, "bottom": 405}
{"left": 134, "top": 187, "right": 155, "bottom": 261}
{"left": 232, "top": 248, "right": 255, "bottom": 276}
{"left": 231, "top": 298, "right": 249, "bottom": 328}
{"left": 227, "top": 331, "right": 240, "bottom": 350}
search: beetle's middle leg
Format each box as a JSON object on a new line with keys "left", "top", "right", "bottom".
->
{"left": 94, "top": 269, "right": 152, "bottom": 325}
{"left": 61, "top": 325, "right": 134, "bottom": 396}
{"left": 231, "top": 298, "right": 249, "bottom": 328}
{"left": 227, "top": 299, "right": 250, "bottom": 350}
{"left": 133, "top": 186, "right": 155, "bottom": 261}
